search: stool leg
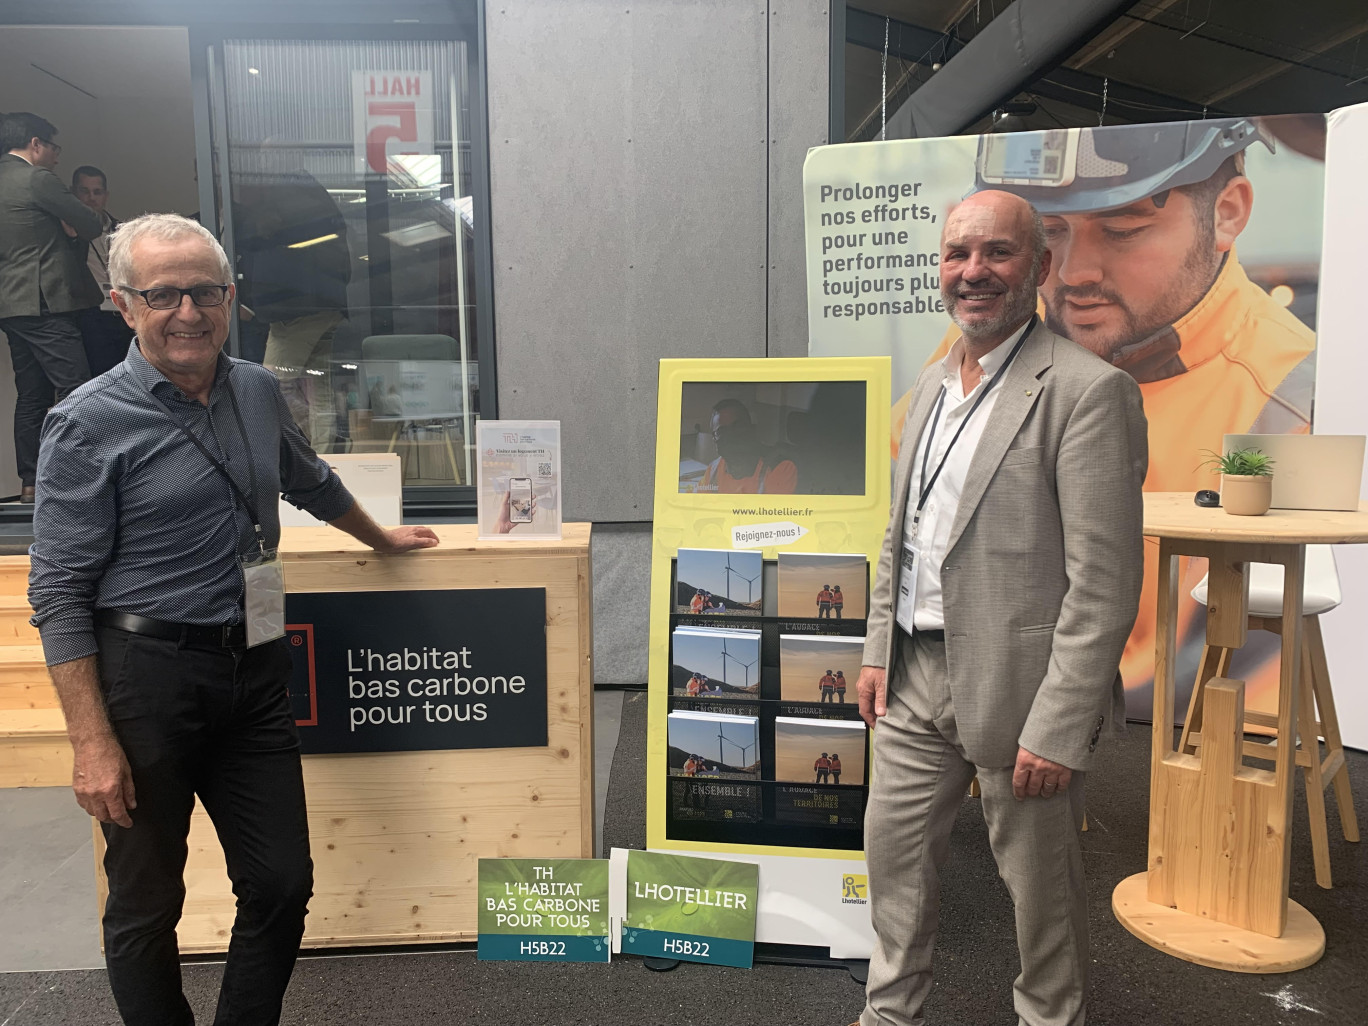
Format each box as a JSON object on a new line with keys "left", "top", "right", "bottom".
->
{"left": 1307, "top": 616, "right": 1359, "bottom": 844}
{"left": 1297, "top": 638, "right": 1333, "bottom": 889}
{"left": 442, "top": 425, "right": 462, "bottom": 484}
{"left": 1179, "top": 644, "right": 1232, "bottom": 755}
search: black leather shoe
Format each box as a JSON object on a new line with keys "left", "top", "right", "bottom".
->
{"left": 19, "top": 486, "right": 34, "bottom": 504}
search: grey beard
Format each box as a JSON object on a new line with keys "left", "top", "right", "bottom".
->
{"left": 946, "top": 283, "right": 1037, "bottom": 340}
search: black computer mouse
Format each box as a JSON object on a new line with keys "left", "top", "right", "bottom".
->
{"left": 1194, "top": 489, "right": 1221, "bottom": 508}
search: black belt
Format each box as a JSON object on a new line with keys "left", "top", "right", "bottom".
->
{"left": 914, "top": 628, "right": 945, "bottom": 643}
{"left": 95, "top": 610, "right": 247, "bottom": 648}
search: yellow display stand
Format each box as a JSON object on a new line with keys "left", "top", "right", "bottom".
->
{"left": 645, "top": 357, "right": 890, "bottom": 957}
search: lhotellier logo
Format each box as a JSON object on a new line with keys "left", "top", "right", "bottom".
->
{"left": 841, "top": 873, "right": 868, "bottom": 905}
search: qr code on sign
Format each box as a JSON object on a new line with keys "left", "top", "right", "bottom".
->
{"left": 537, "top": 462, "right": 552, "bottom": 477}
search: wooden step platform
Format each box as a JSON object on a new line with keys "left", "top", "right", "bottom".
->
{"left": 0, "top": 596, "right": 39, "bottom": 644}
{"left": 0, "top": 557, "right": 30, "bottom": 600}
{"left": 0, "top": 574, "right": 66, "bottom": 786}
{"left": 0, "top": 645, "right": 57, "bottom": 712}
{"left": 0, "top": 707, "right": 71, "bottom": 787}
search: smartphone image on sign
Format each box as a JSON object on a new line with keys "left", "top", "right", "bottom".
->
{"left": 978, "top": 129, "right": 1078, "bottom": 187}
{"left": 509, "top": 477, "right": 534, "bottom": 523}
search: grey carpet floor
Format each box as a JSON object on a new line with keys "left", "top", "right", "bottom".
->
{"left": 2, "top": 690, "right": 1365, "bottom": 1025}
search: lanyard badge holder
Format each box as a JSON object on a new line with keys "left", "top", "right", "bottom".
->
{"left": 147, "top": 384, "right": 286, "bottom": 648}
{"left": 241, "top": 533, "right": 286, "bottom": 649}
{"left": 894, "top": 321, "right": 1035, "bottom": 635}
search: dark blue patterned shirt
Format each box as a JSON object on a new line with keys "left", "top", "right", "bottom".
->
{"left": 29, "top": 341, "right": 355, "bottom": 665}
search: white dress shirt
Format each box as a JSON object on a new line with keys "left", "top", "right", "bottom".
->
{"left": 902, "top": 320, "right": 1030, "bottom": 630}
{"left": 86, "top": 210, "right": 117, "bottom": 312}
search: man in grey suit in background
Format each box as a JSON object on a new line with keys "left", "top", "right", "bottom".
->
{"left": 851, "top": 190, "right": 1147, "bottom": 1026}
{"left": 0, "top": 112, "right": 101, "bottom": 502}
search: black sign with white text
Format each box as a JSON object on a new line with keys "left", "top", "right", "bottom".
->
{"left": 285, "top": 588, "right": 548, "bottom": 754}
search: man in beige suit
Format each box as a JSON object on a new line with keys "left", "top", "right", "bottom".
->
{"left": 852, "top": 191, "right": 1147, "bottom": 1026}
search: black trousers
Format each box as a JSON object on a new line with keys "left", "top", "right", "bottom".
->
{"left": 77, "top": 307, "right": 135, "bottom": 377}
{"left": 96, "top": 628, "right": 312, "bottom": 1026}
{"left": 0, "top": 312, "right": 90, "bottom": 485}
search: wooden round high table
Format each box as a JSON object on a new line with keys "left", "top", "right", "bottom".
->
{"left": 1112, "top": 492, "right": 1368, "bottom": 973}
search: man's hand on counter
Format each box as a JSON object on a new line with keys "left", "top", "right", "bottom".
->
{"left": 377, "top": 526, "right": 440, "bottom": 552}
{"left": 329, "top": 502, "right": 440, "bottom": 552}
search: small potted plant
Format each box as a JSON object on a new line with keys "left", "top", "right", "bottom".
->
{"left": 1199, "top": 447, "right": 1276, "bottom": 516}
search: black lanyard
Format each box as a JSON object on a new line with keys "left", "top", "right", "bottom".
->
{"left": 145, "top": 381, "right": 269, "bottom": 558}
{"left": 913, "top": 317, "right": 1035, "bottom": 524}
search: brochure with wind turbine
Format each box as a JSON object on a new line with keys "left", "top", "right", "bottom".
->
{"left": 675, "top": 548, "right": 763, "bottom": 616}
{"left": 670, "top": 626, "right": 762, "bottom": 699}
{"left": 666, "top": 710, "right": 762, "bottom": 780}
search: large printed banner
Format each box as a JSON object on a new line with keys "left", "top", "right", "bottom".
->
{"left": 804, "top": 116, "right": 1326, "bottom": 719}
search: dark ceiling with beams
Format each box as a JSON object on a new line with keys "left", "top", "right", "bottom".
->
{"left": 843, "top": 0, "right": 1368, "bottom": 140}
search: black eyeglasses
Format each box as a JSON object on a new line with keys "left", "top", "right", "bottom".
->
{"left": 118, "top": 285, "right": 231, "bottom": 310}
{"left": 37, "top": 138, "right": 61, "bottom": 156}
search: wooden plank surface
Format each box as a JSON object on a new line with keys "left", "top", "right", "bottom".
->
{"left": 278, "top": 522, "right": 591, "bottom": 559}
{"left": 0, "top": 599, "right": 40, "bottom": 643}
{"left": 1143, "top": 493, "right": 1368, "bottom": 544}
{"left": 0, "top": 707, "right": 71, "bottom": 787}
{"left": 1113, "top": 872, "right": 1324, "bottom": 973}
{"left": 1158, "top": 681, "right": 1287, "bottom": 935}
{"left": 1202, "top": 554, "right": 1249, "bottom": 649}
{"left": 0, "top": 557, "right": 32, "bottom": 599}
{"left": 0, "top": 678, "right": 59, "bottom": 711}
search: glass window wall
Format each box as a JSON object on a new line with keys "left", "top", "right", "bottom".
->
{"left": 216, "top": 37, "right": 480, "bottom": 487}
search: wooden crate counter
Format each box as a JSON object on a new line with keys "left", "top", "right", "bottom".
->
{"left": 93, "top": 523, "right": 594, "bottom": 952}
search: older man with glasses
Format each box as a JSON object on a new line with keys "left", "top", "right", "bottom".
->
{"left": 0, "top": 111, "right": 102, "bottom": 502}
{"left": 28, "top": 212, "right": 439, "bottom": 1026}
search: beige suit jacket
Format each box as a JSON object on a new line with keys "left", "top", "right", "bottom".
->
{"left": 863, "top": 320, "right": 1148, "bottom": 771}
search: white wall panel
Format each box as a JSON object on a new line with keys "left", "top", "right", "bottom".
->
{"left": 1315, "top": 102, "right": 1368, "bottom": 750}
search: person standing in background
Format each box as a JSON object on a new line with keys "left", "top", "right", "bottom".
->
{"left": 0, "top": 112, "right": 100, "bottom": 502}
{"left": 71, "top": 165, "right": 135, "bottom": 376}
{"left": 235, "top": 167, "right": 351, "bottom": 452}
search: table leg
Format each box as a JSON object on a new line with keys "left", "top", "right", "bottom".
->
{"left": 1115, "top": 541, "right": 1324, "bottom": 972}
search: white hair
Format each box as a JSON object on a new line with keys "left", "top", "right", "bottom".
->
{"left": 107, "top": 213, "right": 231, "bottom": 289}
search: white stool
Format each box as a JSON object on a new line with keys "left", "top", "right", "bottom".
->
{"left": 1186, "top": 544, "right": 1359, "bottom": 888}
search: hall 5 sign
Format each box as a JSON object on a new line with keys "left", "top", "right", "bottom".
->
{"left": 351, "top": 70, "right": 435, "bottom": 175}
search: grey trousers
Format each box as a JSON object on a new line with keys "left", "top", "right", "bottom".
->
{"left": 860, "top": 631, "right": 1090, "bottom": 1026}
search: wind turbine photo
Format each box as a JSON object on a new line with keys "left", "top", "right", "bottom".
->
{"left": 666, "top": 710, "right": 760, "bottom": 780}
{"left": 724, "top": 552, "right": 762, "bottom": 604}
{"left": 720, "top": 636, "right": 758, "bottom": 690}
{"left": 717, "top": 724, "right": 757, "bottom": 770}
{"left": 671, "top": 627, "right": 762, "bottom": 698}
{"left": 674, "top": 548, "right": 763, "bottom": 615}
